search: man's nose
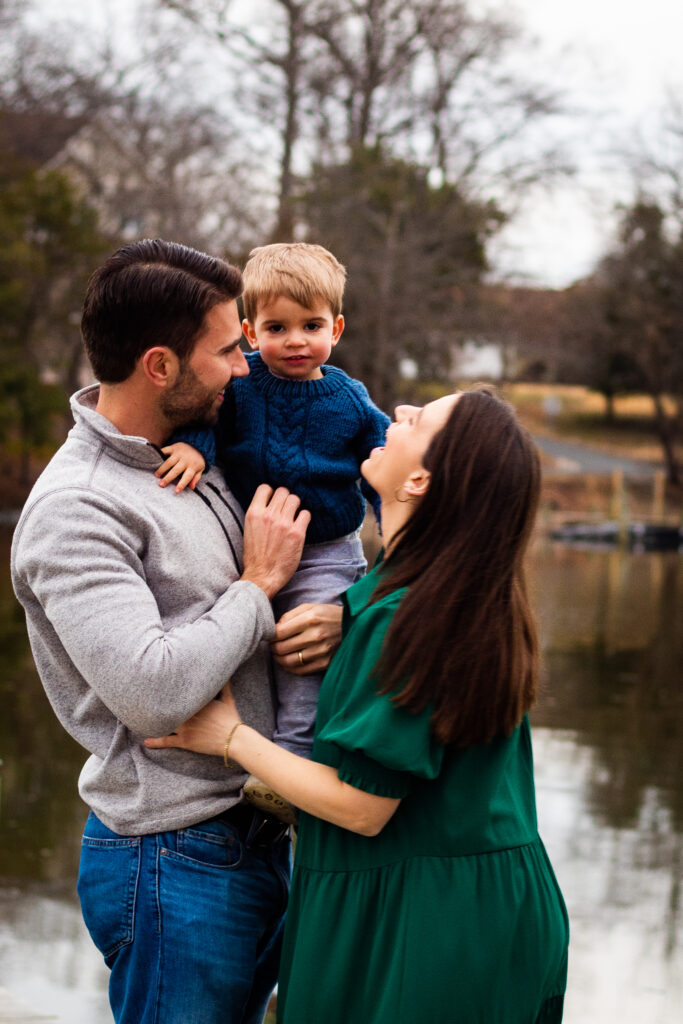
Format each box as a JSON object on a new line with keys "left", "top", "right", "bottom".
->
{"left": 231, "top": 349, "right": 250, "bottom": 377}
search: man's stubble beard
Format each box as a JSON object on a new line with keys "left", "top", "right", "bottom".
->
{"left": 160, "top": 362, "right": 224, "bottom": 430}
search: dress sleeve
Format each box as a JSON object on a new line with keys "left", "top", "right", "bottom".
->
{"left": 316, "top": 601, "right": 444, "bottom": 797}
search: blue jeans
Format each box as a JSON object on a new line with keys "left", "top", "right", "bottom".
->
{"left": 77, "top": 810, "right": 291, "bottom": 1024}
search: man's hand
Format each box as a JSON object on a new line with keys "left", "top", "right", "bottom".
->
{"left": 241, "top": 485, "right": 310, "bottom": 599}
{"left": 271, "top": 603, "right": 343, "bottom": 675}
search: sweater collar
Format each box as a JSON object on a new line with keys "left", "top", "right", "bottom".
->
{"left": 70, "top": 385, "right": 163, "bottom": 469}
{"left": 246, "top": 351, "right": 348, "bottom": 397}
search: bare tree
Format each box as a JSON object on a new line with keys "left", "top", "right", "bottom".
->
{"left": 57, "top": 87, "right": 259, "bottom": 256}
{"left": 157, "top": 0, "right": 316, "bottom": 240}
{"left": 0, "top": 21, "right": 114, "bottom": 164}
{"left": 0, "top": 0, "right": 27, "bottom": 27}
{"left": 298, "top": 146, "right": 499, "bottom": 409}
{"left": 301, "top": 0, "right": 569, "bottom": 197}
{"left": 304, "top": 0, "right": 426, "bottom": 148}
{"left": 562, "top": 201, "right": 683, "bottom": 486}
{"left": 415, "top": 1, "right": 568, "bottom": 195}
{"left": 149, "top": 0, "right": 573, "bottom": 249}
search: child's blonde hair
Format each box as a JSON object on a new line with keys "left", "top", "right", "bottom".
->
{"left": 242, "top": 242, "right": 347, "bottom": 322}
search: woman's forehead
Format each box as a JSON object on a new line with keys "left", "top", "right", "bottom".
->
{"left": 422, "top": 393, "right": 459, "bottom": 427}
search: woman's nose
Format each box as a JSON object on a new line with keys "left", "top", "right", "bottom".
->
{"left": 394, "top": 404, "right": 419, "bottom": 423}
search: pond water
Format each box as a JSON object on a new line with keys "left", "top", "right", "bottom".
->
{"left": 1, "top": 525, "right": 681, "bottom": 1023}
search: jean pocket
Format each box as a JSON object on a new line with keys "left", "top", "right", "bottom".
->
{"left": 164, "top": 820, "right": 243, "bottom": 871}
{"left": 77, "top": 815, "right": 141, "bottom": 962}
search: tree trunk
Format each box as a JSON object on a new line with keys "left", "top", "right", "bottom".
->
{"left": 271, "top": 1, "right": 303, "bottom": 241}
{"left": 652, "top": 392, "right": 681, "bottom": 487}
{"left": 370, "top": 202, "right": 403, "bottom": 412}
{"left": 603, "top": 390, "right": 615, "bottom": 423}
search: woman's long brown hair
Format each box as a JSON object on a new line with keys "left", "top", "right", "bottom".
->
{"left": 371, "top": 387, "right": 540, "bottom": 748}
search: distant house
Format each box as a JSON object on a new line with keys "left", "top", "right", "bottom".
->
{"left": 453, "top": 340, "right": 505, "bottom": 380}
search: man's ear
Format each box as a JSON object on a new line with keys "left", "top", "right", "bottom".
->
{"left": 242, "top": 319, "right": 259, "bottom": 351}
{"left": 403, "top": 467, "right": 431, "bottom": 498}
{"left": 141, "top": 347, "right": 180, "bottom": 388}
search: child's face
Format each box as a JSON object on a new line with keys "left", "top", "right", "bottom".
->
{"left": 242, "top": 295, "right": 344, "bottom": 380}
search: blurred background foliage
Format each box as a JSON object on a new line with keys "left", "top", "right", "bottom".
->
{"left": 0, "top": 0, "right": 682, "bottom": 483}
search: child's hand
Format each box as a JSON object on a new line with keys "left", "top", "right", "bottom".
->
{"left": 155, "top": 443, "right": 206, "bottom": 493}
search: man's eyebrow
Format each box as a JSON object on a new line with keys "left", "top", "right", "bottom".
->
{"left": 219, "top": 337, "right": 243, "bottom": 353}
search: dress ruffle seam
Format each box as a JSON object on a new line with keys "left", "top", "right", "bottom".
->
{"left": 293, "top": 834, "right": 542, "bottom": 875}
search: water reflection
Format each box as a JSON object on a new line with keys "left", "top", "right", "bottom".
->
{"left": 1, "top": 526, "right": 682, "bottom": 1022}
{"left": 529, "top": 541, "right": 682, "bottom": 836}
{"left": 0, "top": 887, "right": 110, "bottom": 1023}
{"left": 0, "top": 529, "right": 88, "bottom": 884}
{"left": 528, "top": 540, "right": 683, "bottom": 1021}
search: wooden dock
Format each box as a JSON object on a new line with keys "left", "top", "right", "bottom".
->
{"left": 0, "top": 988, "right": 60, "bottom": 1023}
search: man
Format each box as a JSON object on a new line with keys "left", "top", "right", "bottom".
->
{"left": 11, "top": 239, "right": 334, "bottom": 1024}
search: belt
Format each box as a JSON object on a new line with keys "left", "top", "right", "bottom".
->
{"left": 215, "top": 803, "right": 290, "bottom": 847}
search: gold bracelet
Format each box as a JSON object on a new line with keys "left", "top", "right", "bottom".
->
{"left": 223, "top": 721, "right": 245, "bottom": 769}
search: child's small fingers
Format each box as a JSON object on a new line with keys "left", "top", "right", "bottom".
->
{"left": 155, "top": 455, "right": 178, "bottom": 477}
{"left": 159, "top": 464, "right": 184, "bottom": 486}
{"left": 174, "top": 467, "right": 196, "bottom": 493}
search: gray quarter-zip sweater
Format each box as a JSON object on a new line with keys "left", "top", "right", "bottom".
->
{"left": 11, "top": 385, "right": 277, "bottom": 835}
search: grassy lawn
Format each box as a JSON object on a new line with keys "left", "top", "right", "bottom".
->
{"left": 404, "top": 380, "right": 681, "bottom": 517}
{"left": 504, "top": 383, "right": 673, "bottom": 463}
{"left": 408, "top": 379, "right": 679, "bottom": 469}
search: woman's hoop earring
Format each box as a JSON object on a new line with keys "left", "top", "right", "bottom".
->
{"left": 394, "top": 486, "right": 411, "bottom": 503}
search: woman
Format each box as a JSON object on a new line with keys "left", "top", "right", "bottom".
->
{"left": 147, "top": 388, "right": 569, "bottom": 1023}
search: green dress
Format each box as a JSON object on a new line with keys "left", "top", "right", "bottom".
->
{"left": 277, "top": 566, "right": 569, "bottom": 1024}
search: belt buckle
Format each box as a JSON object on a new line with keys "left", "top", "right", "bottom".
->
{"left": 249, "top": 812, "right": 289, "bottom": 847}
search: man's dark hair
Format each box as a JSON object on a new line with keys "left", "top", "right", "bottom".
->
{"left": 81, "top": 239, "right": 243, "bottom": 383}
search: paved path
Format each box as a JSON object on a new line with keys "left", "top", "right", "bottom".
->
{"left": 533, "top": 435, "right": 662, "bottom": 477}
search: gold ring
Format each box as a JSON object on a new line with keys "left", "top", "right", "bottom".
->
{"left": 297, "top": 650, "right": 304, "bottom": 666}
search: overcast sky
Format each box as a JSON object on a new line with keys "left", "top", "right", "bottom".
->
{"left": 493, "top": 0, "right": 683, "bottom": 286}
{"left": 28, "top": 0, "right": 683, "bottom": 288}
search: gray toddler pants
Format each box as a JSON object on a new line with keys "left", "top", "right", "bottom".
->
{"left": 271, "top": 531, "right": 367, "bottom": 757}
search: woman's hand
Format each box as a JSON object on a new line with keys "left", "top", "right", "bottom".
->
{"left": 146, "top": 674, "right": 401, "bottom": 836}
{"left": 144, "top": 682, "right": 239, "bottom": 757}
{"left": 271, "top": 603, "right": 343, "bottom": 675}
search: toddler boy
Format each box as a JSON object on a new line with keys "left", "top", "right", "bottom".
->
{"left": 158, "top": 243, "right": 390, "bottom": 819}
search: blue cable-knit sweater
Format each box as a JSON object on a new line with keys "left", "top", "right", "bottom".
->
{"left": 176, "top": 352, "right": 390, "bottom": 544}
